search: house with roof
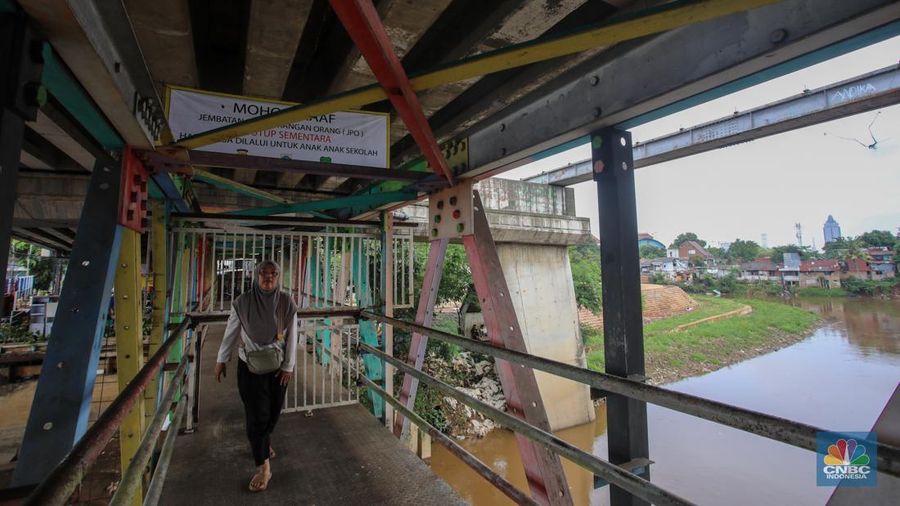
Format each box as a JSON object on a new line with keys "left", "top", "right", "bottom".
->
{"left": 799, "top": 259, "right": 841, "bottom": 288}
{"left": 866, "top": 247, "right": 896, "bottom": 280}
{"left": 739, "top": 257, "right": 779, "bottom": 282}
{"left": 638, "top": 233, "right": 666, "bottom": 251}
{"left": 677, "top": 240, "right": 713, "bottom": 265}
{"left": 640, "top": 256, "right": 690, "bottom": 281}
{"left": 779, "top": 252, "right": 801, "bottom": 286}
{"left": 842, "top": 258, "right": 871, "bottom": 280}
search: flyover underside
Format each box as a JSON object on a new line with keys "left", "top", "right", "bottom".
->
{"left": 160, "top": 324, "right": 464, "bottom": 506}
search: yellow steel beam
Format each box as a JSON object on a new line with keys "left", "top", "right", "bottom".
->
{"left": 114, "top": 227, "right": 146, "bottom": 506}
{"left": 174, "top": 0, "right": 778, "bottom": 150}
{"left": 144, "top": 201, "right": 167, "bottom": 425}
{"left": 192, "top": 168, "right": 292, "bottom": 204}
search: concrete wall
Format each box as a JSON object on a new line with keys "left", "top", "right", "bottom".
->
{"left": 400, "top": 178, "right": 590, "bottom": 246}
{"left": 475, "top": 178, "right": 575, "bottom": 216}
{"left": 496, "top": 243, "right": 594, "bottom": 431}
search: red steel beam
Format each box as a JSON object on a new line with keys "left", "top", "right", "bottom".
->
{"left": 393, "top": 238, "right": 449, "bottom": 437}
{"left": 329, "top": 0, "right": 454, "bottom": 184}
{"left": 462, "top": 192, "right": 572, "bottom": 505}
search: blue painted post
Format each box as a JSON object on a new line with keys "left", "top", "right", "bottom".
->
{"left": 13, "top": 158, "right": 124, "bottom": 486}
{"left": 0, "top": 10, "right": 42, "bottom": 314}
{"left": 353, "top": 236, "right": 383, "bottom": 417}
{"left": 319, "top": 235, "right": 332, "bottom": 366}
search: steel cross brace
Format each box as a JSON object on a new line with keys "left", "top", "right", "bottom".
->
{"left": 394, "top": 192, "right": 571, "bottom": 504}
{"left": 463, "top": 191, "right": 572, "bottom": 505}
{"left": 13, "top": 158, "right": 124, "bottom": 486}
{"left": 393, "top": 238, "right": 448, "bottom": 437}
{"left": 328, "top": 0, "right": 453, "bottom": 184}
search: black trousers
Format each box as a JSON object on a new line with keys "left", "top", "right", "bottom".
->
{"left": 237, "top": 360, "right": 287, "bottom": 465}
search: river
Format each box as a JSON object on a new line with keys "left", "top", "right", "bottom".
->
{"left": 431, "top": 298, "right": 900, "bottom": 505}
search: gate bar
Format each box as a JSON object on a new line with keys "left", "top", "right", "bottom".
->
{"left": 361, "top": 311, "right": 900, "bottom": 478}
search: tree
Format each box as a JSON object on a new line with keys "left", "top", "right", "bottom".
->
{"left": 670, "top": 232, "right": 706, "bottom": 249}
{"left": 768, "top": 244, "right": 819, "bottom": 261}
{"left": 727, "top": 239, "right": 761, "bottom": 263}
{"left": 857, "top": 230, "right": 897, "bottom": 248}
{"left": 823, "top": 237, "right": 851, "bottom": 259}
{"left": 706, "top": 246, "right": 727, "bottom": 262}
{"left": 840, "top": 239, "right": 869, "bottom": 262}
{"left": 569, "top": 242, "right": 602, "bottom": 313}
{"left": 639, "top": 244, "right": 664, "bottom": 259}
{"left": 413, "top": 243, "right": 471, "bottom": 308}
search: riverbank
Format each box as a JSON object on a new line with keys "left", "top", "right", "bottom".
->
{"left": 583, "top": 296, "right": 820, "bottom": 385}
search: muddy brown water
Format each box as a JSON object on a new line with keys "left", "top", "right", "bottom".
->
{"left": 431, "top": 298, "right": 900, "bottom": 505}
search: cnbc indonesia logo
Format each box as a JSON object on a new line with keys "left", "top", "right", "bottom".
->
{"left": 817, "top": 432, "right": 877, "bottom": 487}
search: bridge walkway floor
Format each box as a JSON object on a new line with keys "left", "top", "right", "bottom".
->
{"left": 159, "top": 323, "right": 464, "bottom": 505}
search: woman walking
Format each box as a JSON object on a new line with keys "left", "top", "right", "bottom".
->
{"left": 214, "top": 260, "right": 298, "bottom": 492}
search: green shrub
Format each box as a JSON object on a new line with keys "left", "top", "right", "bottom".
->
{"left": 0, "top": 321, "right": 42, "bottom": 344}
{"left": 648, "top": 272, "right": 669, "bottom": 285}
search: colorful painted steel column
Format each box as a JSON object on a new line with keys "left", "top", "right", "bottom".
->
{"left": 352, "top": 236, "right": 383, "bottom": 417}
{"left": 393, "top": 238, "right": 448, "bottom": 437}
{"left": 113, "top": 227, "right": 145, "bottom": 506}
{"left": 592, "top": 128, "right": 650, "bottom": 506}
{"left": 145, "top": 200, "right": 168, "bottom": 425}
{"left": 463, "top": 192, "right": 572, "bottom": 506}
{"left": 380, "top": 212, "right": 394, "bottom": 426}
{"left": 13, "top": 158, "right": 124, "bottom": 486}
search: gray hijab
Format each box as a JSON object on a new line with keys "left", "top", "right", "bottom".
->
{"left": 232, "top": 260, "right": 297, "bottom": 345}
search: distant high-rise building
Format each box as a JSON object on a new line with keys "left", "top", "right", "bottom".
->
{"left": 823, "top": 215, "right": 841, "bottom": 244}
{"left": 761, "top": 233, "right": 768, "bottom": 248}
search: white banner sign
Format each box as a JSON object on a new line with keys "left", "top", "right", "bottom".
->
{"left": 165, "top": 86, "right": 389, "bottom": 168}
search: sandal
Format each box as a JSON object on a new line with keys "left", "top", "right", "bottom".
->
{"left": 249, "top": 469, "right": 272, "bottom": 492}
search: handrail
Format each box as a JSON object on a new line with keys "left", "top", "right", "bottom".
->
{"left": 361, "top": 310, "right": 900, "bottom": 479}
{"left": 357, "top": 342, "right": 693, "bottom": 506}
{"left": 313, "top": 341, "right": 536, "bottom": 505}
{"left": 109, "top": 355, "right": 190, "bottom": 505}
{"left": 143, "top": 395, "right": 189, "bottom": 506}
{"left": 24, "top": 317, "right": 192, "bottom": 505}
{"left": 358, "top": 368, "right": 539, "bottom": 506}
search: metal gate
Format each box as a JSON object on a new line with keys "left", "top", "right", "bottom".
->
{"left": 167, "top": 217, "right": 414, "bottom": 411}
{"left": 284, "top": 317, "right": 361, "bottom": 412}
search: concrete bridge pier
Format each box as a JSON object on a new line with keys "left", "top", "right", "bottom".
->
{"left": 406, "top": 177, "right": 595, "bottom": 430}
{"left": 497, "top": 243, "right": 594, "bottom": 431}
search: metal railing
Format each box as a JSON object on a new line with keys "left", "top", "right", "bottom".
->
{"left": 283, "top": 317, "right": 362, "bottom": 412}
{"left": 169, "top": 220, "right": 415, "bottom": 317}
{"left": 22, "top": 318, "right": 195, "bottom": 506}
{"left": 358, "top": 310, "right": 900, "bottom": 505}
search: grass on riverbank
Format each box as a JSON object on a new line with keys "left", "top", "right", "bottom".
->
{"left": 796, "top": 287, "right": 849, "bottom": 298}
{"left": 583, "top": 296, "right": 819, "bottom": 384}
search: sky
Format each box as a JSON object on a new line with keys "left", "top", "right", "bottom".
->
{"left": 500, "top": 36, "right": 900, "bottom": 249}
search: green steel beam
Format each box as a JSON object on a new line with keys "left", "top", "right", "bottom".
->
{"left": 224, "top": 191, "right": 416, "bottom": 217}
{"left": 41, "top": 44, "right": 123, "bottom": 150}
